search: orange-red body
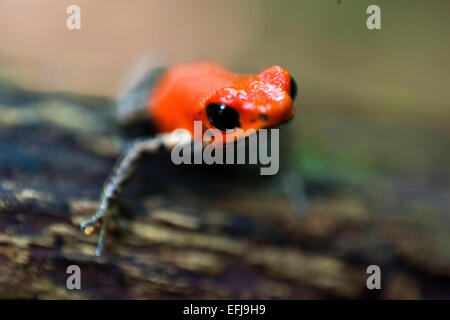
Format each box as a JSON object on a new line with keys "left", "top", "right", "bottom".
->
{"left": 148, "top": 61, "right": 295, "bottom": 139}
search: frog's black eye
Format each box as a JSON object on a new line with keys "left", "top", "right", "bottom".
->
{"left": 289, "top": 76, "right": 298, "bottom": 100}
{"left": 206, "top": 103, "right": 240, "bottom": 131}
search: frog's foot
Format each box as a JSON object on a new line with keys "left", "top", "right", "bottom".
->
{"left": 80, "top": 205, "right": 112, "bottom": 256}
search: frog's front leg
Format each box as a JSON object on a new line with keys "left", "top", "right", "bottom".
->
{"left": 80, "top": 131, "right": 190, "bottom": 256}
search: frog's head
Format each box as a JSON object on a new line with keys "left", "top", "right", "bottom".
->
{"left": 202, "top": 66, "right": 296, "bottom": 143}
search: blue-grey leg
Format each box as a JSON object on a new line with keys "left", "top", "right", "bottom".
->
{"left": 80, "top": 132, "right": 191, "bottom": 255}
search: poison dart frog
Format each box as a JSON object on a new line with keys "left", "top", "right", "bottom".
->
{"left": 80, "top": 61, "right": 297, "bottom": 255}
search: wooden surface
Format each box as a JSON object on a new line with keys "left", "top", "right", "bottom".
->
{"left": 0, "top": 79, "right": 449, "bottom": 299}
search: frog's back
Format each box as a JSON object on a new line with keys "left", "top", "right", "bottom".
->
{"left": 149, "top": 61, "right": 238, "bottom": 134}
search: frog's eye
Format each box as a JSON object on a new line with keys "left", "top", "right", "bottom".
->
{"left": 206, "top": 103, "right": 241, "bottom": 131}
{"left": 289, "top": 76, "right": 298, "bottom": 100}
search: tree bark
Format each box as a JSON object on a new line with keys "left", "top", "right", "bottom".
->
{"left": 0, "top": 80, "right": 448, "bottom": 299}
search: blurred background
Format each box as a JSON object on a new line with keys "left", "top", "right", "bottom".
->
{"left": 0, "top": 0, "right": 449, "bottom": 299}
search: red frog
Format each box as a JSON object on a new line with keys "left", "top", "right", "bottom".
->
{"left": 81, "top": 61, "right": 297, "bottom": 255}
